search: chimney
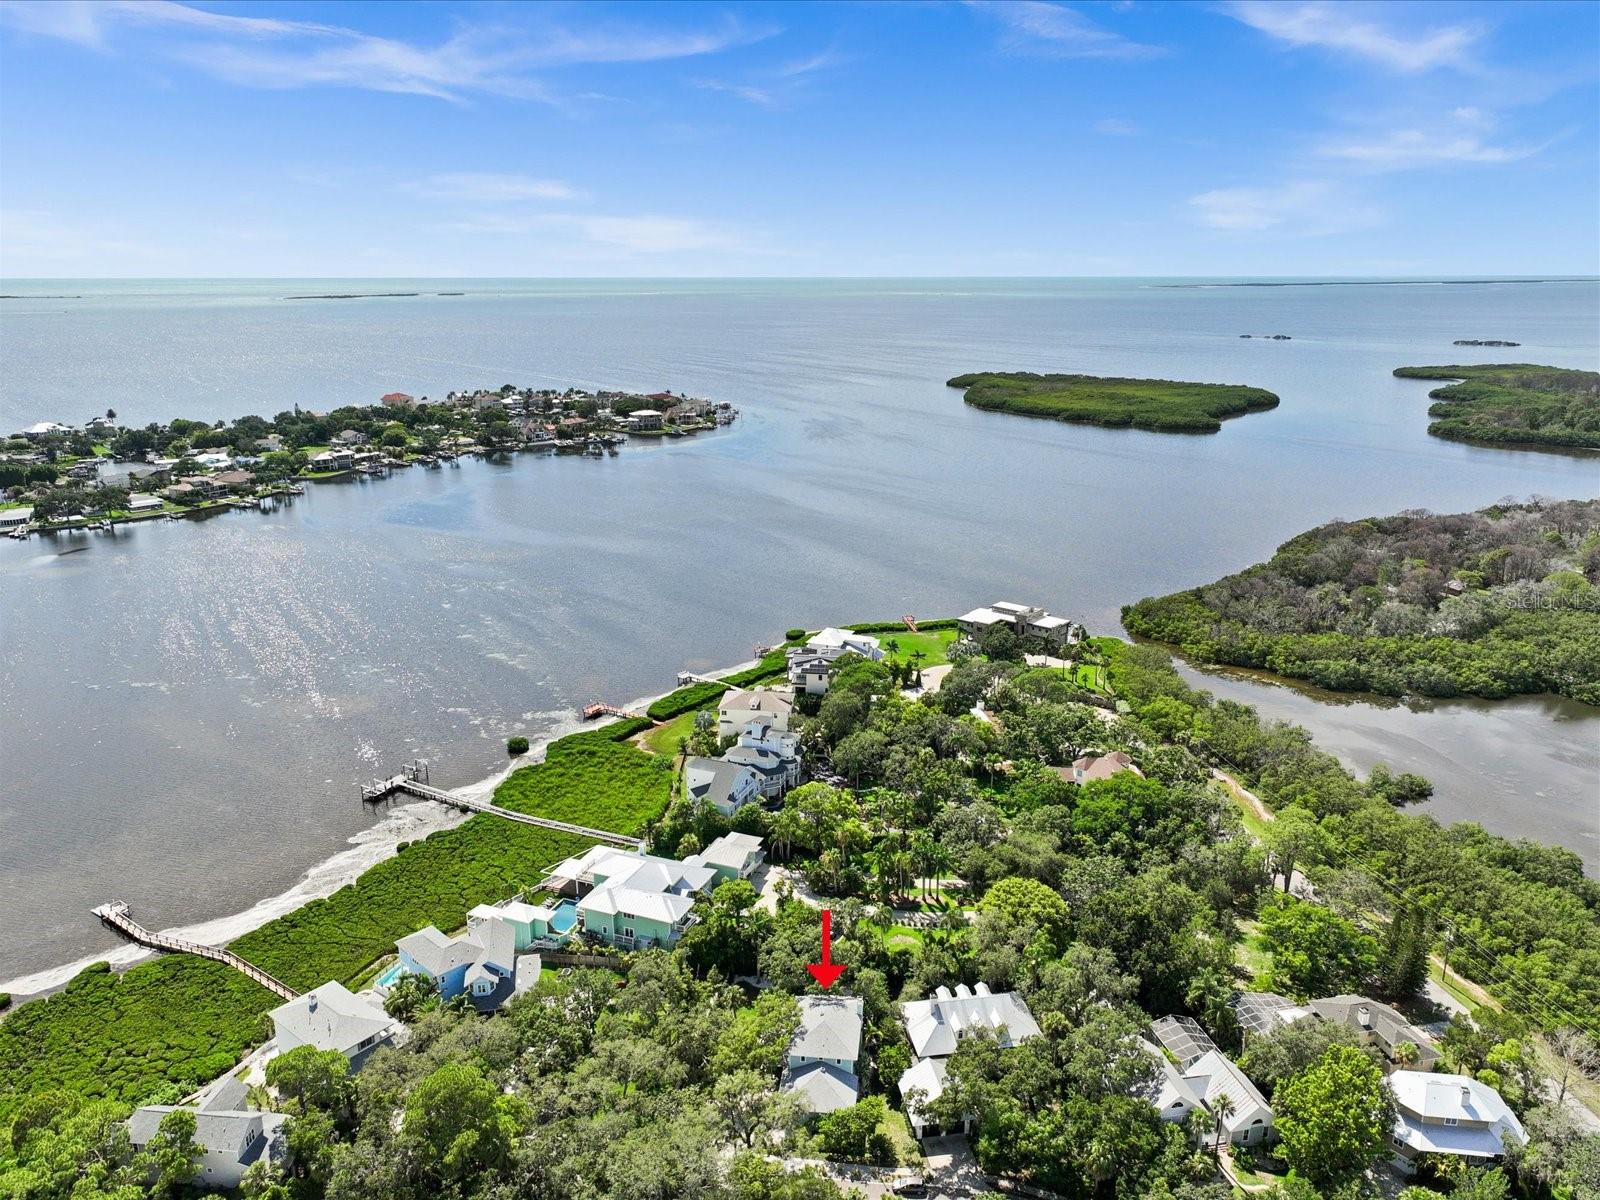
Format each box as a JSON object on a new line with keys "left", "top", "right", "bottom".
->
{"left": 1461, "top": 1085, "right": 1472, "bottom": 1105}
{"left": 1358, "top": 1005, "right": 1372, "bottom": 1029}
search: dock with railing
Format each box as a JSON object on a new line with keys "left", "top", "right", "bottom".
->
{"left": 90, "top": 901, "right": 298, "bottom": 1000}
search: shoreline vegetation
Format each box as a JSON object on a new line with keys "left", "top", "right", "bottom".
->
{"left": 1122, "top": 498, "right": 1600, "bottom": 706}
{"left": 947, "top": 370, "right": 1280, "bottom": 434}
{"left": 2, "top": 611, "right": 1598, "bottom": 1197}
{"left": 1393, "top": 363, "right": 1600, "bottom": 451}
{"left": 0, "top": 383, "right": 738, "bottom": 541}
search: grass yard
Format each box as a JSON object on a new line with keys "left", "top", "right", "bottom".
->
{"left": 646, "top": 680, "right": 727, "bottom": 721}
{"left": 1073, "top": 662, "right": 1108, "bottom": 693}
{"left": 1234, "top": 921, "right": 1274, "bottom": 989}
{"left": 494, "top": 720, "right": 673, "bottom": 832}
{"left": 640, "top": 710, "right": 697, "bottom": 757}
{"left": 873, "top": 626, "right": 959, "bottom": 667}
{"left": 0, "top": 957, "right": 279, "bottom": 1125}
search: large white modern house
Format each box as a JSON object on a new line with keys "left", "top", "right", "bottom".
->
{"left": 898, "top": 983, "right": 1041, "bottom": 1139}
{"left": 957, "top": 601, "right": 1076, "bottom": 647}
{"left": 786, "top": 627, "right": 884, "bottom": 694}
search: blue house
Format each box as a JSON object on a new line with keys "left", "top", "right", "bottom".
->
{"left": 392, "top": 910, "right": 537, "bottom": 1012}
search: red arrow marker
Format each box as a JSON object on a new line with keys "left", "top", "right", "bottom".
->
{"left": 807, "top": 908, "right": 847, "bottom": 989}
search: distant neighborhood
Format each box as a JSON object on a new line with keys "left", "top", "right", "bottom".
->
{"left": 0, "top": 383, "right": 737, "bottom": 539}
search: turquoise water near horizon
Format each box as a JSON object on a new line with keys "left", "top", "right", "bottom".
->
{"left": 1, "top": 276, "right": 1596, "bottom": 983}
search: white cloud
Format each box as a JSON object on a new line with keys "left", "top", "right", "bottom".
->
{"left": 1094, "top": 118, "right": 1140, "bottom": 136}
{"left": 1188, "top": 180, "right": 1381, "bottom": 234}
{"left": 967, "top": 1, "right": 1165, "bottom": 60}
{"left": 0, "top": 1, "right": 769, "bottom": 102}
{"left": 1318, "top": 128, "right": 1541, "bottom": 170}
{"left": 405, "top": 173, "right": 577, "bottom": 203}
{"left": 693, "top": 46, "right": 844, "bottom": 108}
{"left": 1222, "top": 1, "right": 1481, "bottom": 72}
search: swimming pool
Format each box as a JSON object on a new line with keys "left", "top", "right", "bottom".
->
{"left": 375, "top": 960, "right": 407, "bottom": 988}
{"left": 548, "top": 898, "right": 578, "bottom": 935}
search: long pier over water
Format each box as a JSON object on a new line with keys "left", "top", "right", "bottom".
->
{"left": 91, "top": 902, "right": 299, "bottom": 1000}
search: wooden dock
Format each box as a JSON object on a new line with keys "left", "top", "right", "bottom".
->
{"left": 363, "top": 776, "right": 642, "bottom": 849}
{"left": 90, "top": 902, "right": 298, "bottom": 1000}
{"left": 581, "top": 702, "right": 648, "bottom": 721}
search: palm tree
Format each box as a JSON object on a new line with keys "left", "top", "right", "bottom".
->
{"left": 1211, "top": 1095, "right": 1236, "bottom": 1158}
{"left": 1392, "top": 1041, "right": 1419, "bottom": 1069}
{"left": 769, "top": 806, "right": 805, "bottom": 862}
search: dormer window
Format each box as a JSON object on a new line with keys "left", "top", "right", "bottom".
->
{"left": 1444, "top": 1117, "right": 1458, "bottom": 1126}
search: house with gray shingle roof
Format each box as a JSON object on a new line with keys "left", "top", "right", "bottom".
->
{"left": 1311, "top": 995, "right": 1440, "bottom": 1069}
{"left": 684, "top": 756, "right": 762, "bottom": 817}
{"left": 393, "top": 909, "right": 538, "bottom": 1012}
{"left": 128, "top": 1106, "right": 289, "bottom": 1191}
{"left": 268, "top": 981, "right": 400, "bottom": 1066}
{"left": 781, "top": 995, "right": 864, "bottom": 1115}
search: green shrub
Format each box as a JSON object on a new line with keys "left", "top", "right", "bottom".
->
{"left": 0, "top": 993, "right": 10, "bottom": 1012}
{"left": 646, "top": 681, "right": 727, "bottom": 721}
{"left": 785, "top": 628, "right": 807, "bottom": 641}
{"left": 507, "top": 735, "right": 530, "bottom": 755}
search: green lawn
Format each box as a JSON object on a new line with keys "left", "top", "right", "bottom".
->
{"left": 1074, "top": 663, "right": 1108, "bottom": 693}
{"left": 875, "top": 626, "right": 959, "bottom": 667}
{"left": 641, "top": 711, "right": 697, "bottom": 757}
{"left": 1234, "top": 921, "right": 1273, "bottom": 989}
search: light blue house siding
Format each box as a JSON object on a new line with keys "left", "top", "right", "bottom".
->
{"left": 576, "top": 909, "right": 679, "bottom": 947}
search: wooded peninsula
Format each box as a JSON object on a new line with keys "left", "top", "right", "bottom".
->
{"left": 1122, "top": 499, "right": 1600, "bottom": 705}
{"left": 1393, "top": 363, "right": 1600, "bottom": 451}
{"left": 947, "top": 371, "right": 1280, "bottom": 434}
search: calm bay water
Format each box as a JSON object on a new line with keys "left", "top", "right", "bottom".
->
{"left": 1, "top": 277, "right": 1597, "bottom": 983}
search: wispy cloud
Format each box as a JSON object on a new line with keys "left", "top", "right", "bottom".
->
{"left": 1094, "top": 118, "right": 1140, "bottom": 136}
{"left": 693, "top": 47, "right": 844, "bottom": 108}
{"left": 1318, "top": 128, "right": 1543, "bottom": 171}
{"left": 1221, "top": 1, "right": 1482, "bottom": 73}
{"left": 967, "top": 1, "right": 1165, "bottom": 61}
{"left": 0, "top": 1, "right": 770, "bottom": 102}
{"left": 1188, "top": 180, "right": 1382, "bottom": 235}
{"left": 404, "top": 173, "right": 578, "bottom": 203}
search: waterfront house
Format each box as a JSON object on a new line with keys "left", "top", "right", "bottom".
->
{"left": 311, "top": 449, "right": 355, "bottom": 471}
{"left": 782, "top": 995, "right": 865, "bottom": 1115}
{"left": 334, "top": 429, "right": 368, "bottom": 446}
{"left": 787, "top": 654, "right": 834, "bottom": 696}
{"left": 720, "top": 717, "right": 802, "bottom": 798}
{"left": 268, "top": 981, "right": 400, "bottom": 1067}
{"left": 684, "top": 831, "right": 766, "bottom": 884}
{"left": 684, "top": 756, "right": 763, "bottom": 817}
{"left": 899, "top": 983, "right": 1040, "bottom": 1139}
{"left": 255, "top": 434, "right": 285, "bottom": 452}
{"left": 128, "top": 1105, "right": 288, "bottom": 1191}
{"left": 175, "top": 475, "right": 224, "bottom": 500}
{"left": 160, "top": 482, "right": 196, "bottom": 503}
{"left": 194, "top": 452, "right": 234, "bottom": 470}
{"left": 1065, "top": 751, "right": 1144, "bottom": 785}
{"left": 212, "top": 469, "right": 257, "bottom": 492}
{"left": 1389, "top": 1072, "right": 1524, "bottom": 1172}
{"left": 19, "top": 421, "right": 70, "bottom": 440}
{"left": 717, "top": 686, "right": 796, "bottom": 738}
{"left": 1182, "top": 1049, "right": 1275, "bottom": 1146}
{"left": 630, "top": 409, "right": 664, "bottom": 430}
{"left": 1311, "top": 995, "right": 1441, "bottom": 1069}
{"left": 126, "top": 493, "right": 163, "bottom": 513}
{"left": 958, "top": 601, "right": 1076, "bottom": 647}
{"left": 540, "top": 845, "right": 716, "bottom": 949}
{"left": 0, "top": 507, "right": 32, "bottom": 528}
{"left": 800, "top": 627, "right": 885, "bottom": 663}
{"left": 391, "top": 908, "right": 540, "bottom": 1012}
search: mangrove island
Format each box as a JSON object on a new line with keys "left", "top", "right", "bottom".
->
{"left": 947, "top": 370, "right": 1280, "bottom": 434}
{"left": 1393, "top": 363, "right": 1600, "bottom": 451}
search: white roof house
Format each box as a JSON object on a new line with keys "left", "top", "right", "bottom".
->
{"left": 268, "top": 981, "right": 399, "bottom": 1064}
{"left": 542, "top": 844, "right": 716, "bottom": 946}
{"left": 1182, "top": 1049, "right": 1275, "bottom": 1144}
{"left": 127, "top": 493, "right": 164, "bottom": 512}
{"left": 904, "top": 983, "right": 1042, "bottom": 1059}
{"left": 782, "top": 995, "right": 865, "bottom": 1114}
{"left": 128, "top": 1106, "right": 288, "bottom": 1191}
{"left": 19, "top": 421, "right": 70, "bottom": 438}
{"left": 802, "top": 627, "right": 884, "bottom": 661}
{"left": 0, "top": 507, "right": 33, "bottom": 527}
{"left": 1390, "top": 1072, "right": 1525, "bottom": 1166}
{"left": 958, "top": 602, "right": 1076, "bottom": 645}
{"left": 1140, "top": 1038, "right": 1208, "bottom": 1125}
{"left": 684, "top": 831, "right": 766, "bottom": 882}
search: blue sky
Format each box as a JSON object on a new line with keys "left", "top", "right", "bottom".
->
{"left": 1, "top": 0, "right": 1596, "bottom": 276}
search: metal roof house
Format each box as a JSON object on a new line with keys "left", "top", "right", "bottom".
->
{"left": 1390, "top": 1071, "right": 1525, "bottom": 1171}
{"left": 1139, "top": 1037, "right": 1208, "bottom": 1126}
{"left": 391, "top": 908, "right": 540, "bottom": 1012}
{"left": 781, "top": 995, "right": 865, "bottom": 1115}
{"left": 899, "top": 983, "right": 1041, "bottom": 1139}
{"left": 1182, "top": 1049, "right": 1275, "bottom": 1145}
{"left": 541, "top": 845, "right": 716, "bottom": 949}
{"left": 684, "top": 831, "right": 766, "bottom": 884}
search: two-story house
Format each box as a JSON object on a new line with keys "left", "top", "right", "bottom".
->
{"left": 540, "top": 845, "right": 717, "bottom": 949}
{"left": 684, "top": 756, "right": 763, "bottom": 816}
{"left": 720, "top": 716, "right": 802, "bottom": 799}
{"left": 1389, "top": 1072, "right": 1525, "bottom": 1172}
{"left": 898, "top": 983, "right": 1041, "bottom": 1139}
{"left": 781, "top": 995, "right": 865, "bottom": 1115}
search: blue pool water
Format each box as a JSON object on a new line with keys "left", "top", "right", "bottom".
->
{"left": 548, "top": 899, "right": 578, "bottom": 935}
{"left": 375, "top": 961, "right": 406, "bottom": 988}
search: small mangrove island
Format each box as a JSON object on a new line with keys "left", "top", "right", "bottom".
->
{"left": 947, "top": 370, "right": 1279, "bottom": 433}
{"left": 1393, "top": 362, "right": 1600, "bottom": 451}
{"left": 1122, "top": 497, "right": 1600, "bottom": 704}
